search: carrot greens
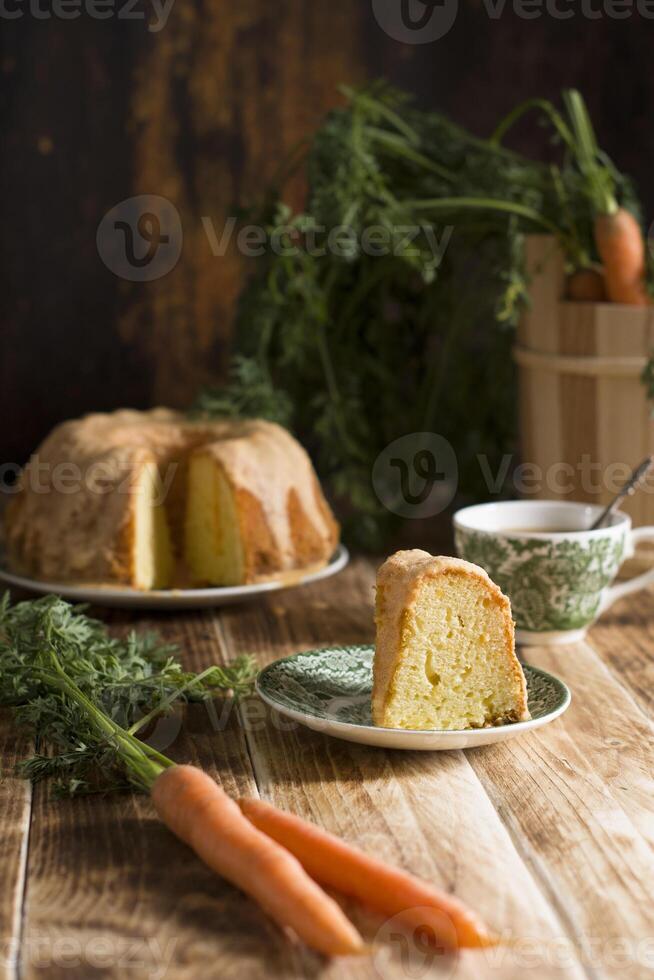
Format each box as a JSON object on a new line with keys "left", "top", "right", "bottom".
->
{"left": 0, "top": 594, "right": 368, "bottom": 957}
{"left": 192, "top": 83, "right": 647, "bottom": 547}
{"left": 0, "top": 593, "right": 256, "bottom": 795}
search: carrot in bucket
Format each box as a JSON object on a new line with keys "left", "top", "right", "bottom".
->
{"left": 565, "top": 89, "right": 650, "bottom": 306}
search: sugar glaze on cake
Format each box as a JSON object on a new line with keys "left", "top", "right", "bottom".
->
{"left": 6, "top": 409, "right": 339, "bottom": 590}
{"left": 373, "top": 550, "right": 530, "bottom": 730}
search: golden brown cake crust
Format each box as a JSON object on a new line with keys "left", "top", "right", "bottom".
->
{"left": 373, "top": 549, "right": 530, "bottom": 727}
{"left": 5, "top": 409, "right": 339, "bottom": 587}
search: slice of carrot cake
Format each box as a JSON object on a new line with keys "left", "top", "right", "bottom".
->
{"left": 373, "top": 550, "right": 530, "bottom": 730}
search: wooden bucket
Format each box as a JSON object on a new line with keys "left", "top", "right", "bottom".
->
{"left": 515, "top": 235, "right": 654, "bottom": 527}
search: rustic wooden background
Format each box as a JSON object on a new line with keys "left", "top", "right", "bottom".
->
{"left": 2, "top": 3, "right": 653, "bottom": 464}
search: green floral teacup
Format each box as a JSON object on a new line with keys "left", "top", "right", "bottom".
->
{"left": 454, "top": 500, "right": 654, "bottom": 645}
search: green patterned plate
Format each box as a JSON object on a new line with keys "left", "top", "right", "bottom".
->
{"left": 256, "top": 645, "right": 571, "bottom": 750}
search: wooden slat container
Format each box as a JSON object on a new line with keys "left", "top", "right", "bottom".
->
{"left": 515, "top": 235, "right": 654, "bottom": 525}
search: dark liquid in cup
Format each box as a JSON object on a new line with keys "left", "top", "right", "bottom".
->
{"left": 500, "top": 526, "right": 585, "bottom": 534}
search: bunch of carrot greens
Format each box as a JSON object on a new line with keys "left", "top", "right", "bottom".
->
{"left": 1, "top": 592, "right": 496, "bottom": 957}
{"left": 193, "top": 83, "right": 652, "bottom": 548}
{"left": 0, "top": 593, "right": 256, "bottom": 795}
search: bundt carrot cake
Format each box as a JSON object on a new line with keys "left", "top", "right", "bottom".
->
{"left": 5, "top": 409, "right": 339, "bottom": 590}
{"left": 373, "top": 550, "right": 530, "bottom": 730}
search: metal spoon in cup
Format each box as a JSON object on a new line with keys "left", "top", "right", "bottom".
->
{"left": 590, "top": 456, "right": 654, "bottom": 530}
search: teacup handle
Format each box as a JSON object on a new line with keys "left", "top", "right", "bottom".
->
{"left": 601, "top": 526, "right": 654, "bottom": 612}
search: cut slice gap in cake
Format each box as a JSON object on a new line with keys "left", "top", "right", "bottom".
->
{"left": 184, "top": 452, "right": 245, "bottom": 587}
{"left": 131, "top": 457, "right": 175, "bottom": 590}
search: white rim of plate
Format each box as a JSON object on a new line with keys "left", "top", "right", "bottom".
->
{"left": 256, "top": 649, "right": 572, "bottom": 741}
{"left": 0, "top": 544, "right": 349, "bottom": 606}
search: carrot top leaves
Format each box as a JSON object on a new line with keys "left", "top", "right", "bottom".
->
{"left": 0, "top": 593, "right": 257, "bottom": 795}
{"left": 192, "top": 82, "right": 646, "bottom": 549}
{"left": 562, "top": 90, "right": 617, "bottom": 218}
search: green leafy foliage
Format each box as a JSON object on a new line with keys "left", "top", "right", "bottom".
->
{"left": 193, "top": 83, "right": 643, "bottom": 548}
{"left": 189, "top": 355, "right": 293, "bottom": 426}
{"left": 0, "top": 594, "right": 256, "bottom": 795}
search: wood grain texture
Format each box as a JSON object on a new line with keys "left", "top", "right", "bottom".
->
{"left": 470, "top": 634, "right": 654, "bottom": 980}
{"left": 558, "top": 304, "right": 597, "bottom": 504}
{"left": 595, "top": 305, "right": 654, "bottom": 525}
{"left": 517, "top": 236, "right": 565, "bottom": 499}
{"left": 118, "top": 0, "right": 369, "bottom": 408}
{"left": 4, "top": 13, "right": 654, "bottom": 464}
{"left": 0, "top": 712, "right": 32, "bottom": 980}
{"left": 2, "top": 2, "right": 372, "bottom": 463}
{"left": 583, "top": 589, "right": 654, "bottom": 721}
{"left": 3, "top": 560, "right": 654, "bottom": 977}
{"left": 518, "top": 243, "right": 654, "bottom": 523}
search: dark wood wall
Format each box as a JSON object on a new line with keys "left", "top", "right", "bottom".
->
{"left": 2, "top": 1, "right": 652, "bottom": 463}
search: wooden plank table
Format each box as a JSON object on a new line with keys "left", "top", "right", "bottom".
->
{"left": 1, "top": 557, "right": 653, "bottom": 979}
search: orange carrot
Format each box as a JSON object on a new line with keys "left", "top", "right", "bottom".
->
{"left": 151, "top": 766, "right": 365, "bottom": 957}
{"left": 595, "top": 208, "right": 649, "bottom": 306}
{"left": 238, "top": 797, "right": 497, "bottom": 950}
{"left": 566, "top": 266, "right": 606, "bottom": 302}
{"left": 564, "top": 92, "right": 649, "bottom": 307}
